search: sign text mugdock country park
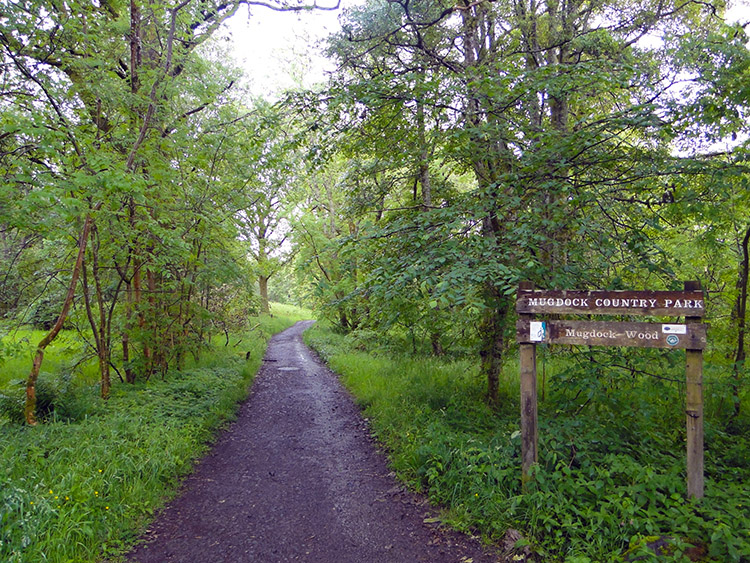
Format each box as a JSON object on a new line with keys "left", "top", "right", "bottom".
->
{"left": 515, "top": 283, "right": 706, "bottom": 498}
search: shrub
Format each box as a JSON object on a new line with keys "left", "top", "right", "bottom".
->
{"left": 0, "top": 373, "right": 94, "bottom": 424}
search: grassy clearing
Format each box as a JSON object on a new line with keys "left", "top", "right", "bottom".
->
{"left": 0, "top": 306, "right": 311, "bottom": 563}
{"left": 305, "top": 323, "right": 750, "bottom": 562}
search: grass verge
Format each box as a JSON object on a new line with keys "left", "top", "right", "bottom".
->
{"left": 0, "top": 306, "right": 310, "bottom": 563}
{"left": 304, "top": 323, "right": 750, "bottom": 563}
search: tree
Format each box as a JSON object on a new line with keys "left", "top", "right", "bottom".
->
{"left": 229, "top": 104, "right": 302, "bottom": 314}
{"left": 304, "top": 0, "right": 748, "bottom": 404}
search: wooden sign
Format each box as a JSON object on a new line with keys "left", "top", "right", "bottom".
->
{"left": 516, "top": 281, "right": 705, "bottom": 499}
{"left": 516, "top": 289, "right": 705, "bottom": 317}
{"left": 516, "top": 319, "right": 707, "bottom": 350}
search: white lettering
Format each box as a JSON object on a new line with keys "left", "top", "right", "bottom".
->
{"left": 562, "top": 328, "right": 621, "bottom": 340}
{"left": 527, "top": 294, "right": 703, "bottom": 312}
{"left": 626, "top": 330, "right": 637, "bottom": 338}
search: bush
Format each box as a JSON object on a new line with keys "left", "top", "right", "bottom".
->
{"left": 0, "top": 373, "right": 93, "bottom": 424}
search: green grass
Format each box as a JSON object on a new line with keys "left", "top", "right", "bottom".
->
{"left": 268, "top": 302, "right": 313, "bottom": 321}
{"left": 0, "top": 304, "right": 312, "bottom": 562}
{"left": 304, "top": 323, "right": 750, "bottom": 562}
{"left": 0, "top": 328, "right": 99, "bottom": 388}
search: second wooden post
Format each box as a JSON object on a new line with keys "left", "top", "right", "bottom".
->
{"left": 518, "top": 282, "right": 538, "bottom": 483}
{"left": 685, "top": 280, "right": 704, "bottom": 499}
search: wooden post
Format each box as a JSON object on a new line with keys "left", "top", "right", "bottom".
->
{"left": 518, "top": 282, "right": 538, "bottom": 483}
{"left": 684, "top": 281, "right": 704, "bottom": 499}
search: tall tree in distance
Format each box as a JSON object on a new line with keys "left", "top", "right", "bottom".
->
{"left": 234, "top": 105, "right": 301, "bottom": 314}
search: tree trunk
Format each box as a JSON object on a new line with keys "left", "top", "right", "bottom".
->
{"left": 416, "top": 91, "right": 432, "bottom": 210}
{"left": 430, "top": 331, "right": 444, "bottom": 357}
{"left": 25, "top": 212, "right": 96, "bottom": 425}
{"left": 146, "top": 266, "right": 161, "bottom": 377}
{"left": 259, "top": 274, "right": 270, "bottom": 314}
{"left": 478, "top": 292, "right": 510, "bottom": 407}
{"left": 731, "top": 224, "right": 750, "bottom": 418}
{"left": 123, "top": 280, "right": 135, "bottom": 383}
{"left": 91, "top": 224, "right": 111, "bottom": 398}
{"left": 81, "top": 248, "right": 111, "bottom": 400}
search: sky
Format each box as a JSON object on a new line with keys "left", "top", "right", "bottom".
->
{"left": 224, "top": 2, "right": 354, "bottom": 98}
{"left": 729, "top": 0, "right": 750, "bottom": 21}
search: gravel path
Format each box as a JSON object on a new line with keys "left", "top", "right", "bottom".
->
{"left": 126, "top": 321, "right": 502, "bottom": 563}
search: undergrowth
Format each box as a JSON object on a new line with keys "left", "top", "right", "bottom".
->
{"left": 305, "top": 323, "right": 750, "bottom": 562}
{"left": 0, "top": 306, "right": 310, "bottom": 562}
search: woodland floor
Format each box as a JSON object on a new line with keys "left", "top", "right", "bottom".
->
{"left": 124, "top": 321, "right": 503, "bottom": 563}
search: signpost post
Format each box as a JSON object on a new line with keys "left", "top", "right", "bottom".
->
{"left": 518, "top": 282, "right": 537, "bottom": 484}
{"left": 516, "top": 282, "right": 707, "bottom": 498}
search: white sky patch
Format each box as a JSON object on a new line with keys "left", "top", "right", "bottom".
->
{"left": 224, "top": 3, "right": 351, "bottom": 99}
{"left": 727, "top": 0, "right": 750, "bottom": 23}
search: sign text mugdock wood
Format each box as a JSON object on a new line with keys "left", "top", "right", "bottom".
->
{"left": 516, "top": 319, "right": 707, "bottom": 349}
{"left": 516, "top": 282, "right": 706, "bottom": 498}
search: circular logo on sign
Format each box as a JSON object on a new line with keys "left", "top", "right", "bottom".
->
{"left": 666, "top": 334, "right": 679, "bottom": 346}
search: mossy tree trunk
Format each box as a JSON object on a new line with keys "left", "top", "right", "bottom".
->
{"left": 25, "top": 212, "right": 96, "bottom": 425}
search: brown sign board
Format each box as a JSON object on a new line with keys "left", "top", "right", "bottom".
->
{"left": 516, "top": 289, "right": 705, "bottom": 317}
{"left": 516, "top": 319, "right": 707, "bottom": 350}
{"left": 516, "top": 282, "right": 706, "bottom": 498}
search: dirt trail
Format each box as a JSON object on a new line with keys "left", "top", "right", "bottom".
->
{"left": 126, "top": 321, "right": 501, "bottom": 563}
